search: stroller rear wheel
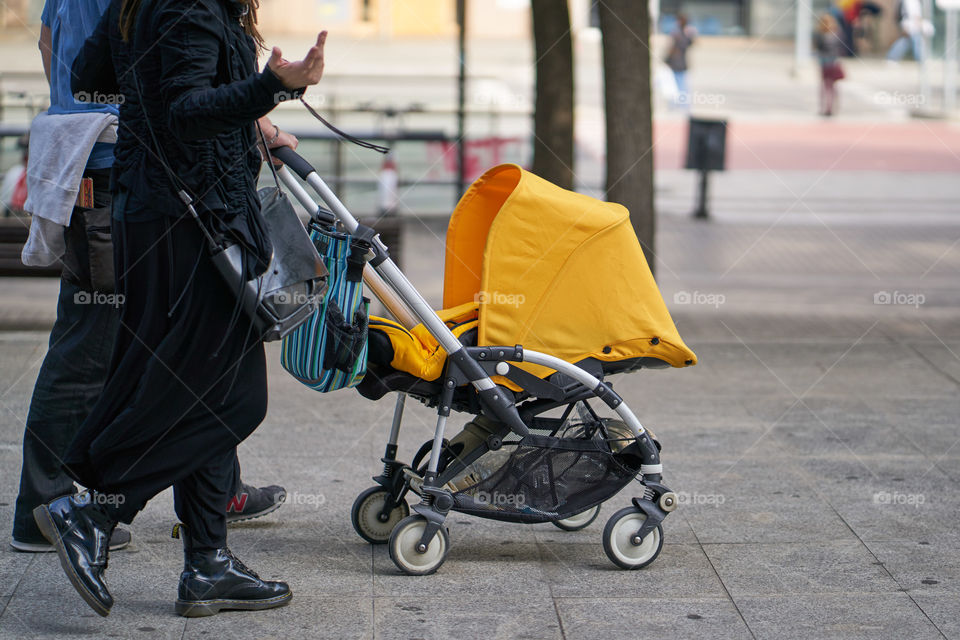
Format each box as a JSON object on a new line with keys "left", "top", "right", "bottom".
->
{"left": 351, "top": 486, "right": 410, "bottom": 544}
{"left": 602, "top": 506, "right": 663, "bottom": 569}
{"left": 552, "top": 504, "right": 602, "bottom": 531}
{"left": 388, "top": 515, "right": 450, "bottom": 575}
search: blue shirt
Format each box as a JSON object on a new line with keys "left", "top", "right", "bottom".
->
{"left": 41, "top": 0, "right": 118, "bottom": 170}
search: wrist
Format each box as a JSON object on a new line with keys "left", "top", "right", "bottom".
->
{"left": 267, "top": 124, "right": 280, "bottom": 145}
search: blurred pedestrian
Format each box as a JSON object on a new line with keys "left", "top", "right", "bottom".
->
{"left": 11, "top": 0, "right": 286, "bottom": 556}
{"left": 31, "top": 0, "right": 325, "bottom": 618}
{"left": 1, "top": 135, "right": 28, "bottom": 216}
{"left": 815, "top": 14, "right": 846, "bottom": 117}
{"left": 887, "top": 0, "right": 931, "bottom": 62}
{"left": 666, "top": 13, "right": 696, "bottom": 108}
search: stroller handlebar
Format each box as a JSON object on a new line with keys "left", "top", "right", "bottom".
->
{"left": 272, "top": 146, "right": 315, "bottom": 180}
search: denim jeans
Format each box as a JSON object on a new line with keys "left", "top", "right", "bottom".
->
{"left": 11, "top": 278, "right": 120, "bottom": 543}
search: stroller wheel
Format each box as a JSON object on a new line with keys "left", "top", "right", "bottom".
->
{"left": 388, "top": 515, "right": 450, "bottom": 576}
{"left": 351, "top": 487, "right": 410, "bottom": 544}
{"left": 552, "top": 505, "right": 602, "bottom": 531}
{"left": 602, "top": 506, "right": 663, "bottom": 570}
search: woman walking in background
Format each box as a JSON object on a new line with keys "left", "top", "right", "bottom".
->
{"left": 666, "top": 13, "right": 696, "bottom": 108}
{"left": 815, "top": 14, "right": 846, "bottom": 117}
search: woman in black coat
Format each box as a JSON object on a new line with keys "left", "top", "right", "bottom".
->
{"left": 32, "top": 0, "right": 326, "bottom": 618}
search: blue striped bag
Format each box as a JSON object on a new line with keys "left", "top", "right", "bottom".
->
{"left": 280, "top": 220, "right": 370, "bottom": 392}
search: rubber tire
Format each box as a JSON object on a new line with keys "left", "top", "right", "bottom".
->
{"left": 602, "top": 506, "right": 664, "bottom": 570}
{"left": 552, "top": 504, "right": 602, "bottom": 531}
{"left": 351, "top": 486, "right": 409, "bottom": 544}
{"left": 388, "top": 515, "right": 450, "bottom": 576}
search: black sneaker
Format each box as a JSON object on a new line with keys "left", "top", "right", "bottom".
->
{"left": 11, "top": 527, "right": 131, "bottom": 553}
{"left": 225, "top": 483, "right": 286, "bottom": 524}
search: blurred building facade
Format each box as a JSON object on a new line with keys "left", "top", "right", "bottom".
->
{"left": 3, "top": 0, "right": 901, "bottom": 52}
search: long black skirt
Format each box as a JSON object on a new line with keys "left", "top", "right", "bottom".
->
{"left": 63, "top": 200, "right": 267, "bottom": 525}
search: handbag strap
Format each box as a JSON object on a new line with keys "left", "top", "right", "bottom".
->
{"left": 256, "top": 121, "right": 283, "bottom": 192}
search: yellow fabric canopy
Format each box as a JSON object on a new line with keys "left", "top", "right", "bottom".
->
{"left": 443, "top": 164, "right": 696, "bottom": 381}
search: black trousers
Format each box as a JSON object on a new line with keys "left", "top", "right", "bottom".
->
{"left": 64, "top": 199, "right": 267, "bottom": 551}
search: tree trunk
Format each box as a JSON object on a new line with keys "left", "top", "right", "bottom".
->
{"left": 531, "top": 0, "right": 574, "bottom": 190}
{"left": 598, "top": 0, "right": 655, "bottom": 272}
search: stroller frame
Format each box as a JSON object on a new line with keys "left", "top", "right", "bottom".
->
{"left": 274, "top": 147, "right": 678, "bottom": 573}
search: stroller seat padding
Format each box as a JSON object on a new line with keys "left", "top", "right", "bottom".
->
{"left": 367, "top": 301, "right": 480, "bottom": 383}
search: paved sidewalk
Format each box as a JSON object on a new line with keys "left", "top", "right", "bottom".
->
{"left": 1, "top": 208, "right": 959, "bottom": 638}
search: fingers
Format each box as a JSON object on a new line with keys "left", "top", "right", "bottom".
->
{"left": 316, "top": 31, "right": 328, "bottom": 48}
{"left": 267, "top": 46, "right": 283, "bottom": 69}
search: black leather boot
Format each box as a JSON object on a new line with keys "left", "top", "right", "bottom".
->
{"left": 33, "top": 493, "right": 115, "bottom": 617}
{"left": 174, "top": 526, "right": 290, "bottom": 617}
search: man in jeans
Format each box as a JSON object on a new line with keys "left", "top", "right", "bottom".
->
{"left": 11, "top": 0, "right": 285, "bottom": 553}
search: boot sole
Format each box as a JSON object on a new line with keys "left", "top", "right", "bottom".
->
{"left": 175, "top": 591, "right": 292, "bottom": 617}
{"left": 32, "top": 505, "right": 111, "bottom": 618}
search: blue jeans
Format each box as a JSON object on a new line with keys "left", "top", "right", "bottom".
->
{"left": 887, "top": 33, "right": 924, "bottom": 62}
{"left": 12, "top": 278, "right": 120, "bottom": 543}
{"left": 673, "top": 70, "right": 689, "bottom": 108}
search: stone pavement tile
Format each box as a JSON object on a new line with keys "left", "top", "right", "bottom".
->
{"left": 1, "top": 594, "right": 185, "bottom": 639}
{"left": 372, "top": 541, "right": 549, "bottom": 598}
{"left": 814, "top": 342, "right": 959, "bottom": 399}
{"left": 0, "top": 452, "right": 22, "bottom": 499}
{"left": 226, "top": 535, "right": 372, "bottom": 598}
{"left": 827, "top": 491, "right": 960, "bottom": 546}
{"left": 671, "top": 458, "right": 855, "bottom": 544}
{"left": 703, "top": 541, "right": 897, "bottom": 598}
{"left": 0, "top": 547, "right": 30, "bottom": 598}
{"left": 864, "top": 539, "right": 960, "bottom": 595}
{"left": 554, "top": 597, "right": 749, "bottom": 640}
{"left": 541, "top": 543, "right": 727, "bottom": 600}
{"left": 0, "top": 339, "right": 42, "bottom": 396}
{"left": 182, "top": 596, "right": 372, "bottom": 640}
{"left": 374, "top": 596, "right": 561, "bottom": 640}
{"left": 734, "top": 593, "right": 944, "bottom": 640}
{"left": 791, "top": 455, "right": 957, "bottom": 502}
{"left": 868, "top": 396, "right": 960, "bottom": 459}
{"left": 912, "top": 594, "right": 960, "bottom": 640}
{"left": 911, "top": 342, "right": 960, "bottom": 385}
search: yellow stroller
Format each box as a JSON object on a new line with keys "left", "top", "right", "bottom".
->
{"left": 274, "top": 151, "right": 696, "bottom": 574}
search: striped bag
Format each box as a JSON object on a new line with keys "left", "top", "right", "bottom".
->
{"left": 280, "top": 221, "right": 370, "bottom": 392}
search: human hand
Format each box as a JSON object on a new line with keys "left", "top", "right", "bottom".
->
{"left": 267, "top": 32, "right": 327, "bottom": 90}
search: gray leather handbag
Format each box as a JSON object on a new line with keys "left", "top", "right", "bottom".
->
{"left": 211, "top": 183, "right": 328, "bottom": 342}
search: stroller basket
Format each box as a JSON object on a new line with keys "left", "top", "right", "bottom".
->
{"left": 451, "top": 423, "right": 642, "bottom": 523}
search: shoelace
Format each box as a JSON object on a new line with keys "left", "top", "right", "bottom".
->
{"left": 225, "top": 548, "right": 260, "bottom": 580}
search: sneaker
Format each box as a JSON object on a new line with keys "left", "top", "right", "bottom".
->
{"left": 11, "top": 527, "right": 132, "bottom": 553}
{"left": 225, "top": 483, "right": 286, "bottom": 524}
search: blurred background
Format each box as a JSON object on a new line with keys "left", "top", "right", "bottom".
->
{"left": 0, "top": 0, "right": 957, "bottom": 333}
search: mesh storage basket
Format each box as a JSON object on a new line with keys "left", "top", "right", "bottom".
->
{"left": 451, "top": 420, "right": 642, "bottom": 523}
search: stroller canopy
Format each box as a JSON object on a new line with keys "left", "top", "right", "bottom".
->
{"left": 443, "top": 164, "right": 697, "bottom": 377}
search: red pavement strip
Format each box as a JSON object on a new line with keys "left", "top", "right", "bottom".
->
{"left": 654, "top": 120, "right": 960, "bottom": 172}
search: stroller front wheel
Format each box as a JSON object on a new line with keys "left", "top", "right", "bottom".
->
{"left": 602, "top": 506, "right": 663, "bottom": 570}
{"left": 351, "top": 486, "right": 410, "bottom": 544}
{"left": 552, "top": 504, "right": 602, "bottom": 531}
{"left": 388, "top": 515, "right": 450, "bottom": 576}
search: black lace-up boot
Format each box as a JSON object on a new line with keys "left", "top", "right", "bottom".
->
{"left": 172, "top": 524, "right": 291, "bottom": 617}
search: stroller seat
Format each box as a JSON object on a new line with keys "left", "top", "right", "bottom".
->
{"left": 358, "top": 300, "right": 673, "bottom": 403}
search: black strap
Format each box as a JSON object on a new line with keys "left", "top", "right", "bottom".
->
{"left": 256, "top": 120, "right": 283, "bottom": 190}
{"left": 299, "top": 97, "right": 390, "bottom": 154}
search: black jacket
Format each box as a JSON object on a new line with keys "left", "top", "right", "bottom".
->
{"left": 72, "top": 0, "right": 300, "bottom": 224}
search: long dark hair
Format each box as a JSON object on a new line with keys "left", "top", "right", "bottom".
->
{"left": 119, "top": 0, "right": 266, "bottom": 50}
